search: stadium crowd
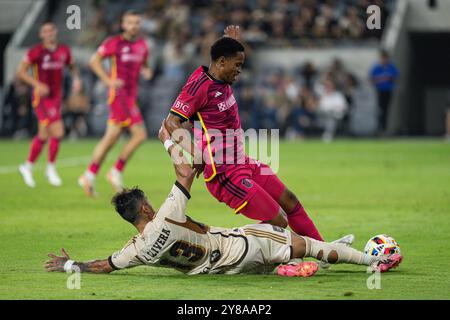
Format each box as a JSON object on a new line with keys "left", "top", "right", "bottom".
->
{"left": 81, "top": 0, "right": 393, "bottom": 49}
{"left": 1, "top": 0, "right": 396, "bottom": 141}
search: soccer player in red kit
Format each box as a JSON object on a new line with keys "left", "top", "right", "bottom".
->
{"left": 78, "top": 10, "right": 152, "bottom": 197}
{"left": 165, "top": 26, "right": 353, "bottom": 252}
{"left": 17, "top": 22, "right": 81, "bottom": 188}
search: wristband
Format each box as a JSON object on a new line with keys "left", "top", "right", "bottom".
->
{"left": 164, "top": 140, "right": 175, "bottom": 151}
{"left": 64, "top": 260, "right": 75, "bottom": 272}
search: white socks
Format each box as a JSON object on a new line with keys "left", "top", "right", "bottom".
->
{"left": 85, "top": 170, "right": 96, "bottom": 182}
{"left": 24, "top": 161, "right": 34, "bottom": 170}
{"left": 304, "top": 237, "right": 379, "bottom": 266}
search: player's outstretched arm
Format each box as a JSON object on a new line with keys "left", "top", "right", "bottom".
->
{"left": 159, "top": 120, "right": 195, "bottom": 193}
{"left": 45, "top": 248, "right": 114, "bottom": 274}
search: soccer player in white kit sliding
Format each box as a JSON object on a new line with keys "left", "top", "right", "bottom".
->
{"left": 45, "top": 121, "right": 402, "bottom": 277}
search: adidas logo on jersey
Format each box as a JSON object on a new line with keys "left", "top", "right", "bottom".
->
{"left": 215, "top": 91, "right": 223, "bottom": 98}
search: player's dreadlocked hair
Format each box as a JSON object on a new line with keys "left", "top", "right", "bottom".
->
{"left": 111, "top": 187, "right": 145, "bottom": 224}
{"left": 210, "top": 37, "right": 245, "bottom": 61}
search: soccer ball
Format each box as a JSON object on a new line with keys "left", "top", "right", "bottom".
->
{"left": 364, "top": 234, "right": 401, "bottom": 257}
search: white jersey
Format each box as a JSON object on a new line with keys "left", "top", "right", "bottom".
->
{"left": 109, "top": 182, "right": 293, "bottom": 275}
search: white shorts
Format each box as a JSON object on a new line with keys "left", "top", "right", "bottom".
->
{"left": 223, "top": 224, "right": 293, "bottom": 274}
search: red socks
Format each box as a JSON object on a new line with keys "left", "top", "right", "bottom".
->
{"left": 287, "top": 202, "right": 324, "bottom": 241}
{"left": 27, "top": 137, "right": 62, "bottom": 165}
{"left": 48, "top": 138, "right": 60, "bottom": 164}
{"left": 27, "top": 137, "right": 46, "bottom": 163}
{"left": 114, "top": 158, "right": 127, "bottom": 172}
{"left": 87, "top": 158, "right": 126, "bottom": 176}
{"left": 88, "top": 162, "right": 100, "bottom": 175}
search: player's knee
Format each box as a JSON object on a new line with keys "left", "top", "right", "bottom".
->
{"left": 52, "top": 131, "right": 64, "bottom": 140}
{"left": 133, "top": 128, "right": 147, "bottom": 143}
{"left": 37, "top": 134, "right": 48, "bottom": 141}
{"left": 138, "top": 130, "right": 148, "bottom": 142}
{"left": 37, "top": 130, "right": 49, "bottom": 141}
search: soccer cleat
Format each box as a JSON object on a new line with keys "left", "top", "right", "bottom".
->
{"left": 78, "top": 174, "right": 96, "bottom": 197}
{"left": 319, "top": 234, "right": 355, "bottom": 269}
{"left": 106, "top": 168, "right": 124, "bottom": 193}
{"left": 333, "top": 234, "right": 355, "bottom": 247}
{"left": 19, "top": 164, "right": 36, "bottom": 188}
{"left": 371, "top": 254, "right": 403, "bottom": 273}
{"left": 45, "top": 164, "right": 62, "bottom": 186}
{"left": 277, "top": 261, "right": 319, "bottom": 278}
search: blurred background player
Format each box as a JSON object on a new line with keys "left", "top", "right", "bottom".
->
{"left": 17, "top": 22, "right": 81, "bottom": 188}
{"left": 78, "top": 10, "right": 153, "bottom": 197}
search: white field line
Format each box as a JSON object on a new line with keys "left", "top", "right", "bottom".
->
{"left": 0, "top": 156, "right": 91, "bottom": 174}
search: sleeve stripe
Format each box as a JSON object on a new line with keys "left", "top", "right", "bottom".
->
{"left": 189, "top": 77, "right": 209, "bottom": 96}
{"left": 175, "top": 181, "right": 191, "bottom": 199}
{"left": 170, "top": 109, "right": 189, "bottom": 120}
{"left": 108, "top": 256, "right": 120, "bottom": 270}
{"left": 187, "top": 74, "right": 206, "bottom": 95}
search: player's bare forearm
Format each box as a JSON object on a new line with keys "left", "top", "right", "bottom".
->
{"left": 166, "top": 113, "right": 205, "bottom": 178}
{"left": 159, "top": 119, "right": 195, "bottom": 192}
{"left": 141, "top": 61, "right": 153, "bottom": 80}
{"left": 75, "top": 260, "right": 113, "bottom": 273}
{"left": 68, "top": 63, "right": 80, "bottom": 78}
{"left": 166, "top": 114, "right": 205, "bottom": 177}
{"left": 166, "top": 114, "right": 199, "bottom": 158}
{"left": 45, "top": 248, "right": 113, "bottom": 273}
{"left": 171, "top": 159, "right": 195, "bottom": 193}
{"left": 16, "top": 61, "right": 39, "bottom": 88}
{"left": 89, "top": 53, "right": 111, "bottom": 85}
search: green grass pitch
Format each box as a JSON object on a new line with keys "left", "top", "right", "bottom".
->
{"left": 0, "top": 139, "right": 449, "bottom": 299}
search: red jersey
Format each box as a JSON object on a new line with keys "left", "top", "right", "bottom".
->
{"left": 25, "top": 44, "right": 72, "bottom": 107}
{"left": 97, "top": 35, "right": 149, "bottom": 105}
{"left": 170, "top": 66, "right": 246, "bottom": 181}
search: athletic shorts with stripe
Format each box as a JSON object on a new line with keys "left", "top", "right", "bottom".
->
{"left": 205, "top": 157, "right": 287, "bottom": 222}
{"left": 108, "top": 97, "right": 144, "bottom": 128}
{"left": 34, "top": 98, "right": 62, "bottom": 127}
{"left": 223, "top": 223, "right": 293, "bottom": 275}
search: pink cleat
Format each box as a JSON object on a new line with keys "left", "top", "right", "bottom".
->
{"left": 277, "top": 261, "right": 319, "bottom": 278}
{"left": 371, "top": 254, "right": 403, "bottom": 273}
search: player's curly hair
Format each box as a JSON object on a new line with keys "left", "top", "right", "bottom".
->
{"left": 210, "top": 37, "right": 245, "bottom": 61}
{"left": 111, "top": 187, "right": 145, "bottom": 224}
